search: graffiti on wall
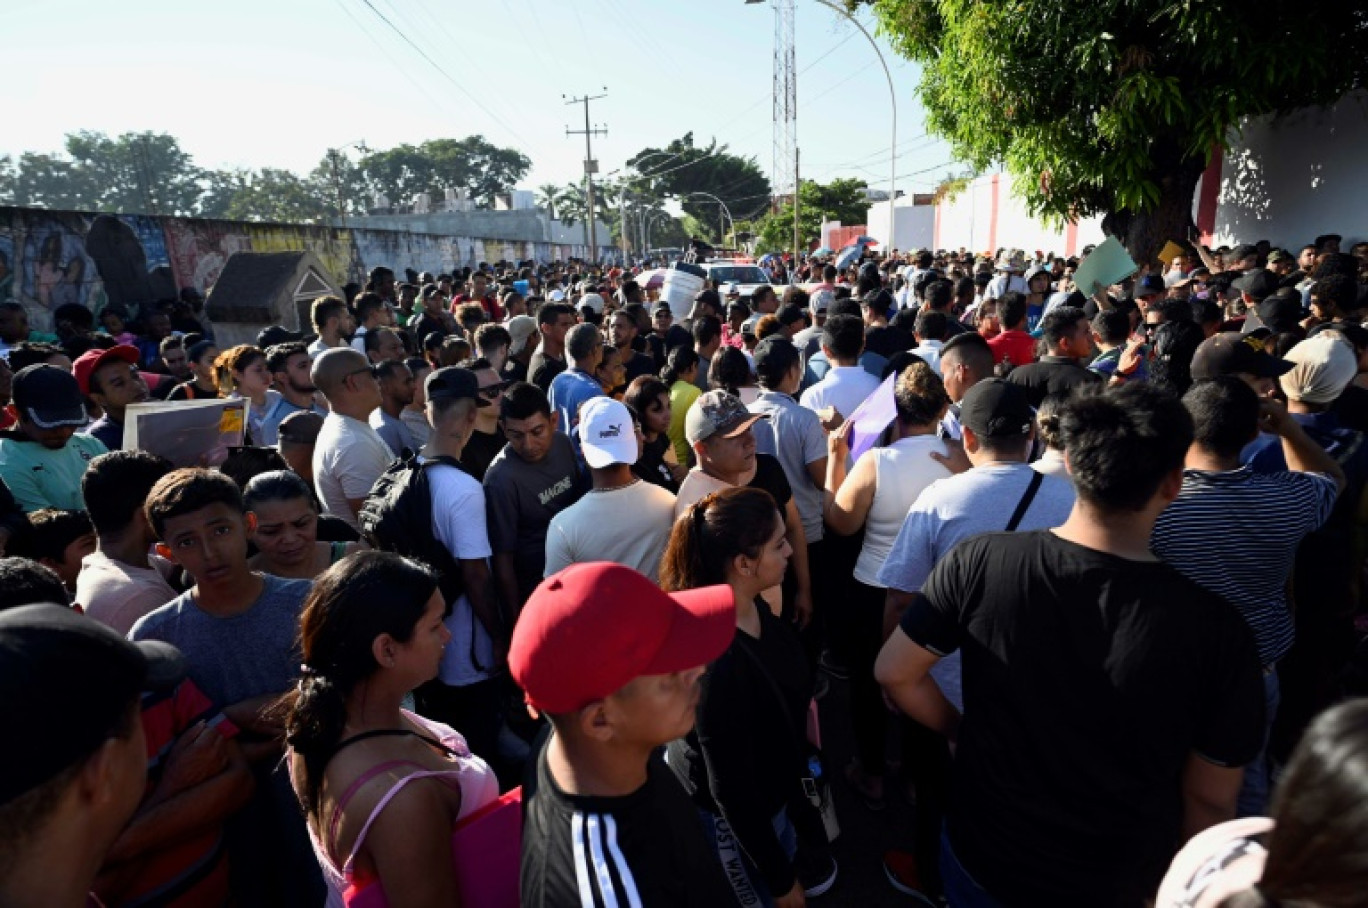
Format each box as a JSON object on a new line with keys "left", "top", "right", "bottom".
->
{"left": 0, "top": 206, "right": 609, "bottom": 330}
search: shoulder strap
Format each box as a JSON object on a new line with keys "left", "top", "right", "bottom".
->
{"left": 337, "top": 768, "right": 465, "bottom": 872}
{"left": 1005, "top": 470, "right": 1045, "bottom": 532}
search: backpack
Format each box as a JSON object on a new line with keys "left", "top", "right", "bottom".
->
{"left": 359, "top": 453, "right": 469, "bottom": 608}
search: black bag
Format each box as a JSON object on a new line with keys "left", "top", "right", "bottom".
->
{"left": 359, "top": 453, "right": 468, "bottom": 609}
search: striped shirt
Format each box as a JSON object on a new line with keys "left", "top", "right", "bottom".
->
{"left": 1151, "top": 466, "right": 1337, "bottom": 665}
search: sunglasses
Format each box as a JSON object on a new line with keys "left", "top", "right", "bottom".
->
{"left": 479, "top": 381, "right": 510, "bottom": 399}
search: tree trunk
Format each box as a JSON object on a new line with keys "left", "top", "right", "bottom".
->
{"left": 1102, "top": 157, "right": 1205, "bottom": 270}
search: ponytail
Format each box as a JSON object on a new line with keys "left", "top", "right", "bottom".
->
{"left": 659, "top": 487, "right": 780, "bottom": 592}
{"left": 661, "top": 346, "right": 699, "bottom": 388}
{"left": 280, "top": 674, "right": 349, "bottom": 815}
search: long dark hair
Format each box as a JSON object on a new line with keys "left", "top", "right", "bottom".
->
{"left": 708, "top": 346, "right": 751, "bottom": 397}
{"left": 660, "top": 346, "right": 700, "bottom": 387}
{"left": 279, "top": 551, "right": 439, "bottom": 816}
{"left": 1218, "top": 699, "right": 1368, "bottom": 907}
{"left": 623, "top": 376, "right": 670, "bottom": 422}
{"left": 660, "top": 487, "right": 781, "bottom": 591}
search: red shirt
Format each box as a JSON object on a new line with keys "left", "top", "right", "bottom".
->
{"left": 988, "top": 330, "right": 1038, "bottom": 367}
{"left": 450, "top": 293, "right": 503, "bottom": 322}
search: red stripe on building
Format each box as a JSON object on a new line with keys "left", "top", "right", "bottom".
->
{"left": 1195, "top": 144, "right": 1223, "bottom": 245}
{"left": 1064, "top": 219, "right": 1079, "bottom": 257}
{"left": 987, "top": 174, "right": 1001, "bottom": 251}
{"left": 933, "top": 196, "right": 942, "bottom": 250}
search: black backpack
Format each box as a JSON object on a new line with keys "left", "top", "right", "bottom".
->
{"left": 359, "top": 453, "right": 468, "bottom": 608}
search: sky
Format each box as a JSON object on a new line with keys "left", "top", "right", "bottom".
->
{"left": 2, "top": 0, "right": 961, "bottom": 203}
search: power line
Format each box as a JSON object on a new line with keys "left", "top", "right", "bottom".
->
{"left": 347, "top": 0, "right": 539, "bottom": 153}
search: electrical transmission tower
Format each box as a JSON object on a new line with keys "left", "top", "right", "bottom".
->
{"left": 771, "top": 0, "right": 797, "bottom": 214}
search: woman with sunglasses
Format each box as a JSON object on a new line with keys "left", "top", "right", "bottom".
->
{"left": 458, "top": 358, "right": 508, "bottom": 481}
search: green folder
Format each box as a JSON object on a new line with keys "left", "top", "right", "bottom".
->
{"left": 1074, "top": 236, "right": 1138, "bottom": 295}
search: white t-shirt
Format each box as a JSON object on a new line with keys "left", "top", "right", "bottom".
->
{"left": 427, "top": 460, "right": 496, "bottom": 687}
{"left": 75, "top": 550, "right": 179, "bottom": 636}
{"left": 349, "top": 326, "right": 369, "bottom": 353}
{"left": 799, "top": 365, "right": 882, "bottom": 424}
{"left": 853, "top": 436, "right": 952, "bottom": 586}
{"left": 543, "top": 479, "right": 677, "bottom": 582}
{"left": 306, "top": 337, "right": 333, "bottom": 360}
{"left": 986, "top": 273, "right": 1028, "bottom": 300}
{"left": 312, "top": 412, "right": 394, "bottom": 531}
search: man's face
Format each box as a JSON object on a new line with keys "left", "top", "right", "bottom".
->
{"left": 502, "top": 412, "right": 554, "bottom": 463}
{"left": 22, "top": 419, "right": 76, "bottom": 449}
{"left": 159, "top": 502, "right": 250, "bottom": 588}
{"left": 606, "top": 665, "right": 709, "bottom": 747}
{"left": 372, "top": 330, "right": 405, "bottom": 364}
{"left": 92, "top": 362, "right": 150, "bottom": 415}
{"left": 279, "top": 352, "right": 316, "bottom": 395}
{"left": 51, "top": 532, "right": 97, "bottom": 589}
{"left": 0, "top": 308, "right": 28, "bottom": 343}
{"left": 162, "top": 346, "right": 190, "bottom": 379}
{"left": 147, "top": 314, "right": 172, "bottom": 340}
{"left": 1236, "top": 372, "right": 1277, "bottom": 399}
{"left": 1063, "top": 317, "right": 1094, "bottom": 358}
{"left": 941, "top": 355, "right": 973, "bottom": 403}
{"left": 475, "top": 368, "right": 505, "bottom": 410}
{"left": 610, "top": 313, "right": 636, "bottom": 348}
{"left": 399, "top": 287, "right": 417, "bottom": 307}
{"left": 699, "top": 426, "right": 755, "bottom": 476}
{"left": 1298, "top": 247, "right": 1317, "bottom": 271}
{"left": 653, "top": 311, "right": 672, "bottom": 335}
{"left": 380, "top": 363, "right": 415, "bottom": 407}
{"left": 545, "top": 314, "right": 576, "bottom": 346}
{"left": 339, "top": 309, "right": 357, "bottom": 336}
{"left": 472, "top": 275, "right": 488, "bottom": 297}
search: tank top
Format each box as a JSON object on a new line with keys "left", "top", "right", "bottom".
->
{"left": 293, "top": 710, "right": 499, "bottom": 908}
{"left": 853, "top": 434, "right": 952, "bottom": 587}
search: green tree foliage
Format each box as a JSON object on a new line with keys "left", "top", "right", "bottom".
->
{"left": 626, "top": 133, "right": 772, "bottom": 226}
{"left": 356, "top": 136, "right": 531, "bottom": 209}
{"left": 866, "top": 0, "right": 1368, "bottom": 261}
{"left": 755, "top": 177, "right": 869, "bottom": 253}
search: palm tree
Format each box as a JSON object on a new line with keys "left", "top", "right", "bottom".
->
{"left": 535, "top": 183, "right": 564, "bottom": 220}
{"left": 558, "top": 182, "right": 588, "bottom": 227}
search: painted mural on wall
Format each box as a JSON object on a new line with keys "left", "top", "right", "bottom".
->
{"left": 0, "top": 206, "right": 608, "bottom": 331}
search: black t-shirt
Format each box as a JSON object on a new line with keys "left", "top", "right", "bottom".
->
{"left": 530, "top": 353, "right": 567, "bottom": 393}
{"left": 1333, "top": 383, "right": 1368, "bottom": 433}
{"left": 748, "top": 453, "right": 792, "bottom": 512}
{"left": 623, "top": 349, "right": 657, "bottom": 383}
{"left": 633, "top": 433, "right": 679, "bottom": 493}
{"left": 865, "top": 324, "right": 914, "bottom": 358}
{"left": 167, "top": 380, "right": 219, "bottom": 402}
{"left": 522, "top": 731, "right": 733, "bottom": 908}
{"left": 503, "top": 357, "right": 529, "bottom": 386}
{"left": 900, "top": 530, "right": 1264, "bottom": 907}
{"left": 459, "top": 426, "right": 506, "bottom": 482}
{"left": 1004, "top": 355, "right": 1104, "bottom": 407}
{"left": 665, "top": 609, "right": 812, "bottom": 896}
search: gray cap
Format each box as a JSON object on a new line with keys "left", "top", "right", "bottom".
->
{"left": 684, "top": 390, "right": 767, "bottom": 446}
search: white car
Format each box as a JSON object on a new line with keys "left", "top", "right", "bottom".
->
{"left": 702, "top": 261, "right": 773, "bottom": 300}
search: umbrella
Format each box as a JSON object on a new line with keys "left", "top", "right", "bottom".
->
{"left": 835, "top": 244, "right": 863, "bottom": 270}
{"left": 634, "top": 268, "right": 668, "bottom": 291}
{"left": 853, "top": 236, "right": 879, "bottom": 246}
{"left": 812, "top": 246, "right": 834, "bottom": 257}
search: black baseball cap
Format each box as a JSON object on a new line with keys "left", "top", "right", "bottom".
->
{"left": 0, "top": 604, "right": 185, "bottom": 806}
{"left": 425, "top": 366, "right": 490, "bottom": 407}
{"left": 257, "top": 326, "right": 303, "bottom": 349}
{"left": 1191, "top": 332, "right": 1294, "bottom": 380}
{"left": 1136, "top": 274, "right": 1166, "bottom": 296}
{"left": 1233, "top": 269, "right": 1279, "bottom": 301}
{"left": 1229, "top": 244, "right": 1258, "bottom": 263}
{"left": 11, "top": 364, "right": 88, "bottom": 429}
{"left": 959, "top": 378, "right": 1034, "bottom": 438}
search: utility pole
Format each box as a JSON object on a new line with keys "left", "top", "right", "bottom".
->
{"left": 793, "top": 147, "right": 801, "bottom": 269}
{"left": 564, "top": 90, "right": 608, "bottom": 261}
{"left": 328, "top": 149, "right": 346, "bottom": 227}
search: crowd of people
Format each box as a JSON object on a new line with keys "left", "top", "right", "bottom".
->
{"left": 1, "top": 234, "right": 1368, "bottom": 908}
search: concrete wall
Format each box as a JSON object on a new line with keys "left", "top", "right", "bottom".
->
{"left": 1200, "top": 90, "right": 1368, "bottom": 250}
{"left": 933, "top": 91, "right": 1368, "bottom": 256}
{"left": 0, "top": 206, "right": 614, "bottom": 332}
{"left": 864, "top": 198, "right": 936, "bottom": 252}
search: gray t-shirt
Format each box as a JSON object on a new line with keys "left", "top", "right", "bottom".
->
{"left": 749, "top": 389, "right": 828, "bottom": 542}
{"left": 877, "top": 463, "right": 1076, "bottom": 711}
{"left": 482, "top": 432, "right": 586, "bottom": 601}
{"left": 370, "top": 408, "right": 420, "bottom": 458}
{"left": 129, "top": 574, "right": 313, "bottom": 707}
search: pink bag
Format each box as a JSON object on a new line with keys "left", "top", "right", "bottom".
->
{"left": 344, "top": 786, "right": 522, "bottom": 908}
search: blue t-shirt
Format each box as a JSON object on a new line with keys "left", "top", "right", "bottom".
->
{"left": 129, "top": 573, "right": 313, "bottom": 706}
{"left": 547, "top": 369, "right": 604, "bottom": 440}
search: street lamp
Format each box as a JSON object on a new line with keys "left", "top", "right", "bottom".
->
{"left": 688, "top": 191, "right": 735, "bottom": 246}
{"left": 326, "top": 139, "right": 369, "bottom": 227}
{"left": 812, "top": 0, "right": 897, "bottom": 252}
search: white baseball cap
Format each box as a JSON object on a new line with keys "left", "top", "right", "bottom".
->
{"left": 578, "top": 397, "right": 638, "bottom": 468}
{"left": 579, "top": 292, "right": 606, "bottom": 314}
{"left": 505, "top": 315, "right": 538, "bottom": 356}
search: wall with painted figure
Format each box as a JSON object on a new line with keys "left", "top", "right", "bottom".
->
{"left": 0, "top": 205, "right": 612, "bottom": 332}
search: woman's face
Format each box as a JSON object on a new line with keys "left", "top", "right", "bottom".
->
{"left": 193, "top": 348, "right": 220, "bottom": 382}
{"left": 392, "top": 591, "right": 451, "bottom": 686}
{"left": 743, "top": 512, "right": 791, "bottom": 590}
{"left": 236, "top": 357, "right": 272, "bottom": 397}
{"left": 645, "top": 392, "right": 672, "bottom": 435}
{"left": 597, "top": 351, "right": 625, "bottom": 391}
{"left": 248, "top": 496, "right": 318, "bottom": 567}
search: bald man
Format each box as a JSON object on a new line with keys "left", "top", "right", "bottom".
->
{"left": 310, "top": 348, "right": 394, "bottom": 530}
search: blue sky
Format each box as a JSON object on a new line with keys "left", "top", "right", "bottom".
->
{"left": 3, "top": 0, "right": 959, "bottom": 196}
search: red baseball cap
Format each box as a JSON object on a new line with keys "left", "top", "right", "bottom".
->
{"left": 72, "top": 345, "right": 140, "bottom": 395}
{"left": 509, "top": 562, "right": 735, "bottom": 714}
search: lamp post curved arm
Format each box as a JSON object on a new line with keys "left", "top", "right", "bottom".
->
{"left": 688, "top": 191, "right": 735, "bottom": 244}
{"left": 812, "top": 0, "right": 896, "bottom": 251}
